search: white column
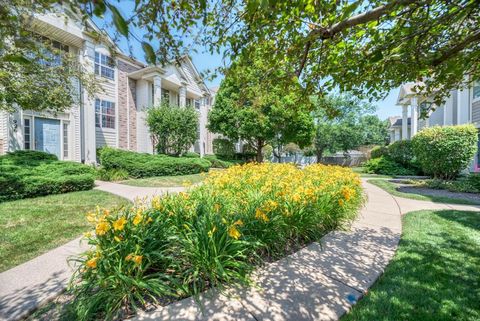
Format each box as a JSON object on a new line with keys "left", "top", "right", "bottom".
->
{"left": 81, "top": 40, "right": 97, "bottom": 164}
{"left": 179, "top": 85, "right": 187, "bottom": 107}
{"left": 153, "top": 76, "right": 162, "bottom": 106}
{"left": 198, "top": 96, "right": 206, "bottom": 157}
{"left": 402, "top": 104, "right": 408, "bottom": 140}
{"left": 410, "top": 97, "right": 418, "bottom": 137}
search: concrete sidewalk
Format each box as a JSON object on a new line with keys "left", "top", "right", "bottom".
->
{"left": 94, "top": 180, "right": 186, "bottom": 202}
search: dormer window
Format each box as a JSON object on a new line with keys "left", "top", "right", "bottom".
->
{"left": 95, "top": 52, "right": 115, "bottom": 80}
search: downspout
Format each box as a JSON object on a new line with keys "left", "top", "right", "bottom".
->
{"left": 79, "top": 78, "right": 85, "bottom": 163}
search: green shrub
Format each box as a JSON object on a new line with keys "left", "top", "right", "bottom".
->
{"left": 387, "top": 140, "right": 415, "bottom": 166}
{"left": 412, "top": 125, "right": 477, "bottom": 180}
{"left": 147, "top": 104, "right": 198, "bottom": 156}
{"left": 99, "top": 148, "right": 211, "bottom": 178}
{"left": 96, "top": 168, "right": 130, "bottom": 181}
{"left": 0, "top": 151, "right": 95, "bottom": 201}
{"left": 204, "top": 155, "right": 234, "bottom": 168}
{"left": 213, "top": 138, "right": 236, "bottom": 159}
{"left": 183, "top": 152, "right": 200, "bottom": 158}
{"left": 364, "top": 156, "right": 416, "bottom": 176}
{"left": 370, "top": 146, "right": 388, "bottom": 159}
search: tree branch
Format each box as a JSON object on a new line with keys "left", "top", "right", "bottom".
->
{"left": 431, "top": 30, "right": 480, "bottom": 67}
{"left": 295, "top": 40, "right": 312, "bottom": 77}
{"left": 310, "top": 0, "right": 421, "bottom": 40}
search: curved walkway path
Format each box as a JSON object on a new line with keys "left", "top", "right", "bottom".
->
{"left": 1, "top": 180, "right": 478, "bottom": 321}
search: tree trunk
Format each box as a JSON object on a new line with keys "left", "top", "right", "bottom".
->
{"left": 316, "top": 148, "right": 324, "bottom": 164}
{"left": 255, "top": 139, "right": 264, "bottom": 163}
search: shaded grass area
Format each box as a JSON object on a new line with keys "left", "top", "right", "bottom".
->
{"left": 120, "top": 173, "right": 207, "bottom": 187}
{"left": 343, "top": 210, "right": 480, "bottom": 321}
{"left": 368, "top": 178, "right": 480, "bottom": 205}
{"left": 0, "top": 190, "right": 130, "bottom": 272}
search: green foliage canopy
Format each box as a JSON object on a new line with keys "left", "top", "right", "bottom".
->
{"left": 208, "top": 45, "right": 314, "bottom": 162}
{"left": 66, "top": 0, "right": 480, "bottom": 105}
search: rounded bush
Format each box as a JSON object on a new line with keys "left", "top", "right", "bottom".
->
{"left": 213, "top": 138, "right": 236, "bottom": 159}
{"left": 370, "top": 146, "right": 388, "bottom": 159}
{"left": 387, "top": 140, "right": 414, "bottom": 167}
{"left": 412, "top": 125, "right": 477, "bottom": 180}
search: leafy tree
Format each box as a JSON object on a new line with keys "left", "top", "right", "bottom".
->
{"left": 0, "top": 1, "right": 97, "bottom": 112}
{"left": 208, "top": 45, "right": 314, "bottom": 163}
{"left": 358, "top": 115, "right": 390, "bottom": 146}
{"left": 313, "top": 93, "right": 387, "bottom": 162}
{"left": 146, "top": 103, "right": 198, "bottom": 156}
{"left": 6, "top": 1, "right": 480, "bottom": 112}
{"left": 59, "top": 0, "right": 480, "bottom": 106}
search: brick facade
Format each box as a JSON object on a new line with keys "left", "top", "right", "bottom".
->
{"left": 117, "top": 60, "right": 140, "bottom": 150}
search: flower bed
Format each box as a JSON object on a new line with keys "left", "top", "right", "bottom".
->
{"left": 69, "top": 163, "right": 364, "bottom": 320}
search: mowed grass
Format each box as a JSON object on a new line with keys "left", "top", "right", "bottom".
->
{"left": 0, "top": 190, "right": 130, "bottom": 272}
{"left": 343, "top": 210, "right": 480, "bottom": 321}
{"left": 120, "top": 173, "right": 207, "bottom": 187}
{"left": 351, "top": 167, "right": 392, "bottom": 178}
{"left": 368, "top": 178, "right": 480, "bottom": 205}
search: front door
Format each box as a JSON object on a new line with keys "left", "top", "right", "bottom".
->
{"left": 34, "top": 118, "right": 61, "bottom": 159}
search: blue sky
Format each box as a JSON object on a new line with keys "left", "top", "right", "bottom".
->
{"left": 96, "top": 1, "right": 401, "bottom": 121}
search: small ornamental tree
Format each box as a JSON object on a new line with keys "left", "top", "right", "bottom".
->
{"left": 147, "top": 104, "right": 198, "bottom": 156}
{"left": 412, "top": 125, "right": 477, "bottom": 180}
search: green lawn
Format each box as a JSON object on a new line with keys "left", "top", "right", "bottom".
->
{"left": 0, "top": 190, "right": 130, "bottom": 272}
{"left": 343, "top": 210, "right": 480, "bottom": 321}
{"left": 351, "top": 167, "right": 392, "bottom": 178}
{"left": 120, "top": 173, "right": 207, "bottom": 187}
{"left": 368, "top": 178, "right": 480, "bottom": 205}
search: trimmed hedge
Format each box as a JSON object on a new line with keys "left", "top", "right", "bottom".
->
{"left": 99, "top": 148, "right": 211, "bottom": 178}
{"left": 0, "top": 151, "right": 95, "bottom": 201}
{"left": 412, "top": 125, "right": 477, "bottom": 180}
{"left": 204, "top": 155, "right": 235, "bottom": 168}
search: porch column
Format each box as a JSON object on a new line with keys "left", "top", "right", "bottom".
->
{"left": 402, "top": 104, "right": 408, "bottom": 140}
{"left": 411, "top": 96, "right": 418, "bottom": 137}
{"left": 179, "top": 85, "right": 187, "bottom": 107}
{"left": 198, "top": 96, "right": 206, "bottom": 157}
{"left": 153, "top": 76, "right": 162, "bottom": 106}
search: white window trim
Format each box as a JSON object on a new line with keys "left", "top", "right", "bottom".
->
{"left": 95, "top": 98, "right": 116, "bottom": 132}
{"left": 94, "top": 51, "right": 115, "bottom": 80}
{"left": 472, "top": 80, "right": 480, "bottom": 103}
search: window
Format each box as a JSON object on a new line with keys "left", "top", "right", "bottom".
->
{"left": 95, "top": 52, "right": 115, "bottom": 79}
{"left": 24, "top": 118, "right": 31, "bottom": 150}
{"left": 473, "top": 81, "right": 480, "bottom": 100}
{"left": 186, "top": 98, "right": 193, "bottom": 107}
{"left": 63, "top": 122, "right": 69, "bottom": 158}
{"left": 194, "top": 99, "right": 200, "bottom": 110}
{"left": 95, "top": 99, "right": 116, "bottom": 129}
{"left": 34, "top": 35, "right": 69, "bottom": 66}
{"left": 151, "top": 83, "right": 155, "bottom": 105}
{"left": 162, "top": 90, "right": 170, "bottom": 104}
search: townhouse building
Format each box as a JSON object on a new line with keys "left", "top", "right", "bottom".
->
{"left": 389, "top": 81, "right": 480, "bottom": 171}
{"left": 0, "top": 8, "right": 214, "bottom": 164}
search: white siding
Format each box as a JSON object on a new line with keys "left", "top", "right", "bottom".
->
{"left": 95, "top": 129, "right": 116, "bottom": 148}
{"left": 0, "top": 111, "right": 8, "bottom": 155}
{"left": 180, "top": 63, "right": 203, "bottom": 95}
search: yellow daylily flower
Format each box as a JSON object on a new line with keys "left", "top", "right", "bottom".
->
{"left": 113, "top": 217, "right": 127, "bottom": 231}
